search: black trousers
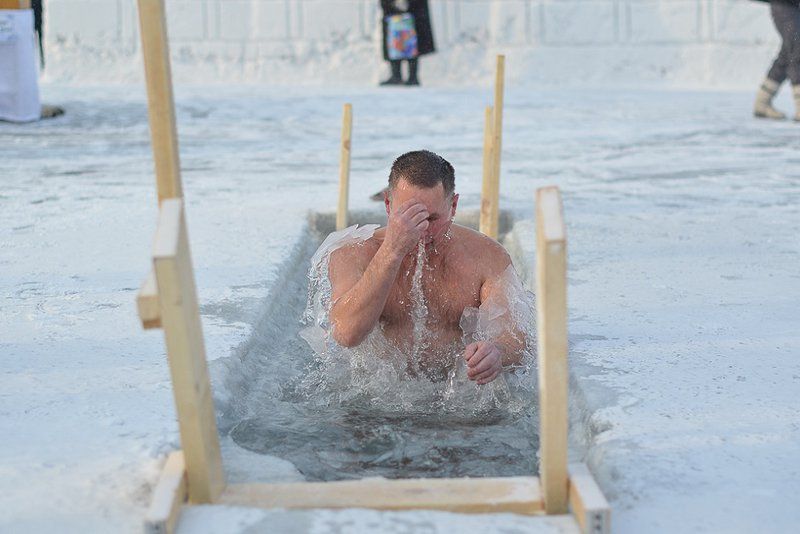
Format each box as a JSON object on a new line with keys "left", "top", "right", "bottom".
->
{"left": 768, "top": 1, "right": 800, "bottom": 85}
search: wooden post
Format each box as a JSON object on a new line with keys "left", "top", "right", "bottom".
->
{"left": 0, "top": 1, "right": 32, "bottom": 9}
{"left": 488, "top": 55, "right": 505, "bottom": 238}
{"left": 535, "top": 186, "right": 568, "bottom": 514}
{"left": 336, "top": 103, "right": 353, "bottom": 231}
{"left": 153, "top": 199, "right": 224, "bottom": 503}
{"left": 479, "top": 56, "right": 504, "bottom": 239}
{"left": 137, "top": 0, "right": 183, "bottom": 203}
{"left": 479, "top": 105, "right": 495, "bottom": 237}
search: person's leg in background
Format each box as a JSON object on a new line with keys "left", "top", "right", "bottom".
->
{"left": 755, "top": 1, "right": 797, "bottom": 120}
{"left": 783, "top": 2, "right": 800, "bottom": 120}
{"left": 32, "top": 0, "right": 44, "bottom": 68}
{"left": 406, "top": 58, "right": 419, "bottom": 86}
{"left": 381, "top": 60, "right": 403, "bottom": 85}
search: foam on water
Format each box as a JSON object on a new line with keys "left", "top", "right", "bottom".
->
{"left": 224, "top": 223, "right": 539, "bottom": 481}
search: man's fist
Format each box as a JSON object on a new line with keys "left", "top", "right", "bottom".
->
{"left": 464, "top": 341, "right": 503, "bottom": 385}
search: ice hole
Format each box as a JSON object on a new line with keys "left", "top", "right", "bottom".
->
{"left": 212, "top": 209, "right": 588, "bottom": 484}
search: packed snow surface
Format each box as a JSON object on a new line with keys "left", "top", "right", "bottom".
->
{"left": 1, "top": 84, "right": 799, "bottom": 533}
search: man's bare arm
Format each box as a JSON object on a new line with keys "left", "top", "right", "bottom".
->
{"left": 465, "top": 243, "right": 529, "bottom": 384}
{"left": 329, "top": 245, "right": 404, "bottom": 347}
{"left": 328, "top": 199, "right": 430, "bottom": 347}
{"left": 480, "top": 262, "right": 528, "bottom": 366}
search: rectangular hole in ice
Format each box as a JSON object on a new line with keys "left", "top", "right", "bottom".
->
{"left": 211, "top": 209, "right": 588, "bottom": 484}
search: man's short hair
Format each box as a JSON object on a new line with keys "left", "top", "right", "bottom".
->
{"left": 388, "top": 150, "right": 455, "bottom": 196}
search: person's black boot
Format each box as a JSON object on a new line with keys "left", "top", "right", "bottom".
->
{"left": 405, "top": 58, "right": 420, "bottom": 86}
{"left": 40, "top": 104, "right": 65, "bottom": 119}
{"left": 380, "top": 61, "right": 403, "bottom": 86}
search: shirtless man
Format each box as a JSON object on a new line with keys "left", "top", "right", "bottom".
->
{"left": 328, "top": 150, "right": 525, "bottom": 385}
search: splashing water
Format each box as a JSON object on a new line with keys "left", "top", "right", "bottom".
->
{"left": 227, "top": 224, "right": 540, "bottom": 481}
{"left": 409, "top": 240, "right": 430, "bottom": 375}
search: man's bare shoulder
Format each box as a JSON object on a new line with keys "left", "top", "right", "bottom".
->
{"left": 450, "top": 224, "right": 512, "bottom": 274}
{"left": 328, "top": 230, "right": 384, "bottom": 270}
{"left": 450, "top": 223, "right": 510, "bottom": 255}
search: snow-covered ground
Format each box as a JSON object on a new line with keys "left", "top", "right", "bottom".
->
{"left": 1, "top": 84, "right": 798, "bottom": 533}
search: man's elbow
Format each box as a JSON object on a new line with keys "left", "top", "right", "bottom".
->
{"left": 331, "top": 325, "right": 366, "bottom": 348}
{"left": 498, "top": 340, "right": 524, "bottom": 367}
{"left": 505, "top": 352, "right": 523, "bottom": 367}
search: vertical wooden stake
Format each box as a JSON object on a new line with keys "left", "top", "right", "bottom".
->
{"left": 535, "top": 186, "right": 568, "bottom": 514}
{"left": 489, "top": 55, "right": 505, "bottom": 238}
{"left": 153, "top": 199, "right": 225, "bottom": 504}
{"left": 337, "top": 103, "right": 353, "bottom": 231}
{"left": 479, "top": 55, "right": 505, "bottom": 239}
{"left": 0, "top": 0, "right": 31, "bottom": 10}
{"left": 479, "top": 105, "right": 495, "bottom": 237}
{"left": 138, "top": 0, "right": 183, "bottom": 203}
{"left": 0, "top": 1, "right": 32, "bottom": 9}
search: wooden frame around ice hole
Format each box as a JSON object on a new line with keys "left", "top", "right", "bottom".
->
{"left": 134, "top": 2, "right": 610, "bottom": 533}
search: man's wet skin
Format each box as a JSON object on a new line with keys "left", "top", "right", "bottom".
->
{"left": 328, "top": 177, "right": 522, "bottom": 385}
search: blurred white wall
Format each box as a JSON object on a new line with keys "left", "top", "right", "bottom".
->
{"left": 41, "top": 0, "right": 781, "bottom": 88}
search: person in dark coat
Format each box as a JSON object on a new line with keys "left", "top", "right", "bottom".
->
{"left": 32, "top": 1, "right": 64, "bottom": 119}
{"left": 31, "top": 0, "right": 64, "bottom": 119}
{"left": 32, "top": 0, "right": 44, "bottom": 68}
{"left": 753, "top": 0, "right": 800, "bottom": 120}
{"left": 380, "top": 0, "right": 435, "bottom": 86}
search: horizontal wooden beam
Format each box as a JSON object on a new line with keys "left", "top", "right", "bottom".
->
{"left": 137, "top": 269, "right": 161, "bottom": 329}
{"left": 145, "top": 451, "right": 187, "bottom": 534}
{"left": 220, "top": 476, "right": 544, "bottom": 515}
{"left": 568, "top": 463, "right": 611, "bottom": 534}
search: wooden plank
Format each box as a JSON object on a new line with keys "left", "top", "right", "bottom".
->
{"left": 137, "top": 268, "right": 161, "bottom": 329}
{"left": 479, "top": 104, "right": 495, "bottom": 237}
{"left": 137, "top": 0, "right": 183, "bottom": 203}
{"left": 0, "top": 1, "right": 32, "bottom": 9}
{"left": 145, "top": 451, "right": 188, "bottom": 534}
{"left": 221, "top": 476, "right": 544, "bottom": 515}
{"left": 488, "top": 55, "right": 505, "bottom": 238}
{"left": 153, "top": 199, "right": 225, "bottom": 503}
{"left": 336, "top": 103, "right": 353, "bottom": 231}
{"left": 536, "top": 186, "right": 569, "bottom": 514}
{"left": 568, "top": 463, "right": 610, "bottom": 534}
